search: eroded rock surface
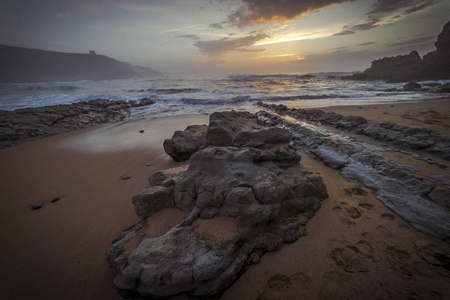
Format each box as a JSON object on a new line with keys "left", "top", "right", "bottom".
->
{"left": 256, "top": 106, "right": 450, "bottom": 240}
{"left": 163, "top": 124, "right": 210, "bottom": 162}
{"left": 0, "top": 98, "right": 155, "bottom": 148}
{"left": 107, "top": 112, "right": 327, "bottom": 299}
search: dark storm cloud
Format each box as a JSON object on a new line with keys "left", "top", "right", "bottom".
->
{"left": 386, "top": 35, "right": 436, "bottom": 47}
{"left": 335, "top": 0, "right": 439, "bottom": 35}
{"left": 367, "top": 0, "right": 437, "bottom": 15}
{"left": 219, "top": 0, "right": 357, "bottom": 27}
{"left": 177, "top": 34, "right": 201, "bottom": 40}
{"left": 334, "top": 16, "right": 380, "bottom": 35}
{"left": 194, "top": 32, "right": 269, "bottom": 54}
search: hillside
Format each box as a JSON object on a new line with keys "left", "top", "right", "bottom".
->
{"left": 0, "top": 45, "right": 162, "bottom": 83}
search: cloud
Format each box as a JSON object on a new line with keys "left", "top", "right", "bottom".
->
{"left": 177, "top": 34, "right": 200, "bottom": 40}
{"left": 335, "top": 0, "right": 438, "bottom": 35}
{"left": 220, "top": 0, "right": 357, "bottom": 27}
{"left": 386, "top": 35, "right": 436, "bottom": 47}
{"left": 357, "top": 42, "right": 375, "bottom": 46}
{"left": 194, "top": 32, "right": 269, "bottom": 55}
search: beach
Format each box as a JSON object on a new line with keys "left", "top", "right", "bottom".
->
{"left": 1, "top": 99, "right": 449, "bottom": 299}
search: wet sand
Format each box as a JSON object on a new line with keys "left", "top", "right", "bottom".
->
{"left": 1, "top": 100, "right": 449, "bottom": 299}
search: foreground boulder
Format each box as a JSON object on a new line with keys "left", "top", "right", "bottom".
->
{"left": 107, "top": 115, "right": 328, "bottom": 299}
{"left": 163, "top": 125, "right": 210, "bottom": 161}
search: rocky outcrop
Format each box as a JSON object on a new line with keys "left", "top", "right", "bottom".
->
{"left": 258, "top": 103, "right": 450, "bottom": 160}
{"left": 0, "top": 98, "right": 155, "bottom": 148}
{"left": 107, "top": 112, "right": 328, "bottom": 299}
{"left": 257, "top": 106, "right": 450, "bottom": 240}
{"left": 207, "top": 111, "right": 263, "bottom": 146}
{"left": 347, "top": 20, "right": 450, "bottom": 82}
{"left": 163, "top": 125, "right": 210, "bottom": 162}
{"left": 0, "top": 45, "right": 162, "bottom": 83}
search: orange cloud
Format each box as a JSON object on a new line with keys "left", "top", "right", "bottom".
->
{"left": 224, "top": 0, "right": 357, "bottom": 27}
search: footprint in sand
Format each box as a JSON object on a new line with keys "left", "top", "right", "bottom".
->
{"left": 329, "top": 240, "right": 374, "bottom": 273}
{"left": 319, "top": 271, "right": 366, "bottom": 300}
{"left": 376, "top": 225, "right": 393, "bottom": 237}
{"left": 358, "top": 203, "right": 373, "bottom": 210}
{"left": 332, "top": 201, "right": 361, "bottom": 226}
{"left": 256, "top": 272, "right": 312, "bottom": 300}
{"left": 385, "top": 245, "right": 414, "bottom": 276}
{"left": 380, "top": 213, "right": 396, "bottom": 220}
{"left": 344, "top": 186, "right": 368, "bottom": 196}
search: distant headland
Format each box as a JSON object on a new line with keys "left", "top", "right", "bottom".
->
{"left": 0, "top": 45, "right": 162, "bottom": 83}
{"left": 347, "top": 20, "right": 450, "bottom": 82}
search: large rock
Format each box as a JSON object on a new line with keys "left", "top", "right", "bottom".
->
{"left": 206, "top": 111, "right": 263, "bottom": 146}
{"left": 0, "top": 98, "right": 155, "bottom": 148}
{"left": 347, "top": 20, "right": 450, "bottom": 82}
{"left": 257, "top": 106, "right": 450, "bottom": 239}
{"left": 107, "top": 115, "right": 328, "bottom": 299}
{"left": 361, "top": 50, "right": 423, "bottom": 82}
{"left": 163, "top": 124, "right": 210, "bottom": 161}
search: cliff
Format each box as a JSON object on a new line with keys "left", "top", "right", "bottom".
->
{"left": 348, "top": 20, "right": 450, "bottom": 82}
{"left": 0, "top": 45, "right": 162, "bottom": 83}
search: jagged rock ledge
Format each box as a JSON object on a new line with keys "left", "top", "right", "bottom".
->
{"left": 107, "top": 111, "right": 328, "bottom": 299}
{"left": 0, "top": 98, "right": 155, "bottom": 148}
{"left": 255, "top": 106, "right": 450, "bottom": 240}
{"left": 258, "top": 102, "right": 450, "bottom": 161}
{"left": 346, "top": 20, "right": 450, "bottom": 82}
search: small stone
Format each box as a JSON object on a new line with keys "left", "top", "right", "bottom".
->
{"left": 145, "top": 163, "right": 152, "bottom": 167}
{"left": 121, "top": 175, "right": 130, "bottom": 180}
{"left": 139, "top": 130, "right": 144, "bottom": 133}
{"left": 32, "top": 203, "right": 42, "bottom": 210}
{"left": 50, "top": 197, "right": 60, "bottom": 203}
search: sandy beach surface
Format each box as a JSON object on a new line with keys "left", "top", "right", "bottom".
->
{"left": 1, "top": 99, "right": 449, "bottom": 299}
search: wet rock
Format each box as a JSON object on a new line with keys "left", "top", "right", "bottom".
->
{"left": 32, "top": 203, "right": 42, "bottom": 210}
{"left": 256, "top": 108, "right": 450, "bottom": 239}
{"left": 427, "top": 187, "right": 450, "bottom": 209}
{"left": 0, "top": 98, "right": 154, "bottom": 148}
{"left": 403, "top": 82, "right": 421, "bottom": 91}
{"left": 120, "top": 175, "right": 130, "bottom": 180}
{"left": 50, "top": 197, "right": 60, "bottom": 203}
{"left": 163, "top": 124, "right": 210, "bottom": 161}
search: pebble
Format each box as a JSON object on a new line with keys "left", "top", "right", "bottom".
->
{"left": 51, "top": 197, "right": 60, "bottom": 203}
{"left": 139, "top": 130, "right": 144, "bottom": 133}
{"left": 145, "top": 163, "right": 152, "bottom": 167}
{"left": 32, "top": 203, "right": 42, "bottom": 210}
{"left": 121, "top": 175, "right": 130, "bottom": 180}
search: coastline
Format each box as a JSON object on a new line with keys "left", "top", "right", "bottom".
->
{"left": 0, "top": 99, "right": 449, "bottom": 299}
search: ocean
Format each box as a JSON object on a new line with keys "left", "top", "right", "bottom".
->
{"left": 1, "top": 73, "right": 449, "bottom": 119}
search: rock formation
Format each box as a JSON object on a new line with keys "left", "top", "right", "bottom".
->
{"left": 347, "top": 20, "right": 450, "bottom": 82}
{"left": 107, "top": 111, "right": 328, "bottom": 299}
{"left": 0, "top": 45, "right": 162, "bottom": 83}
{"left": 0, "top": 98, "right": 155, "bottom": 148}
{"left": 257, "top": 104, "right": 450, "bottom": 240}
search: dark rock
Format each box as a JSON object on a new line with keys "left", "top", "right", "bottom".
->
{"left": 121, "top": 175, "right": 130, "bottom": 180}
{"left": 132, "top": 186, "right": 175, "bottom": 219}
{"left": 163, "top": 125, "right": 210, "bottom": 162}
{"left": 50, "top": 197, "right": 60, "bottom": 203}
{"left": 139, "top": 130, "right": 144, "bottom": 133}
{"left": 32, "top": 203, "right": 42, "bottom": 210}
{"left": 433, "top": 82, "right": 450, "bottom": 93}
{"left": 427, "top": 187, "right": 450, "bottom": 209}
{"left": 145, "top": 163, "right": 152, "bottom": 167}
{"left": 107, "top": 114, "right": 328, "bottom": 299}
{"left": 206, "top": 111, "right": 263, "bottom": 146}
{"left": 403, "top": 82, "right": 421, "bottom": 91}
{"left": 346, "top": 20, "right": 450, "bottom": 82}
{"left": 0, "top": 98, "right": 150, "bottom": 149}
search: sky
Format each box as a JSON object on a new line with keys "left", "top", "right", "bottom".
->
{"left": 1, "top": 0, "right": 450, "bottom": 75}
